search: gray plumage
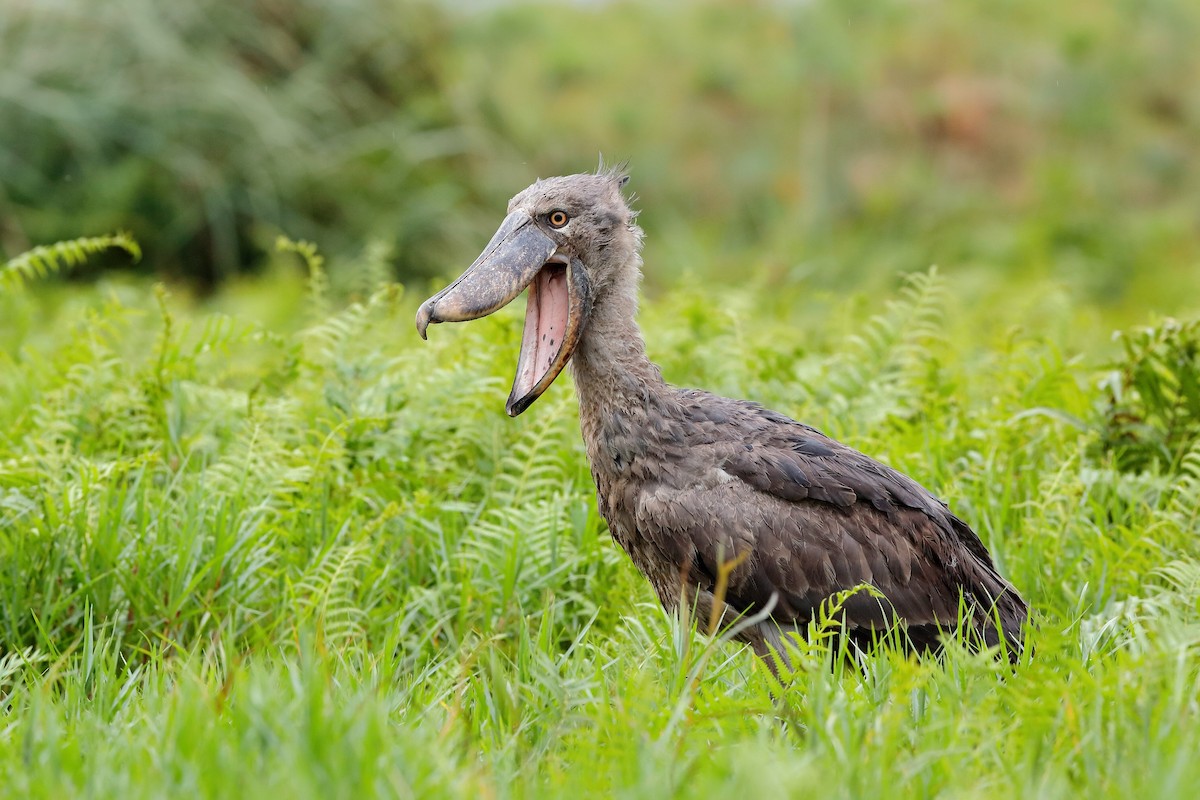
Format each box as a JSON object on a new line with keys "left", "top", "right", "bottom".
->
{"left": 419, "top": 169, "right": 1028, "bottom": 668}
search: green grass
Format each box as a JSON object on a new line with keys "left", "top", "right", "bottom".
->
{"left": 2, "top": 247, "right": 1199, "bottom": 797}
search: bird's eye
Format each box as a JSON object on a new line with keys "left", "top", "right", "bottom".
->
{"left": 547, "top": 210, "right": 570, "bottom": 229}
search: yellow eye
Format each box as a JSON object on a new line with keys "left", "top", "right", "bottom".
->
{"left": 548, "top": 210, "right": 570, "bottom": 228}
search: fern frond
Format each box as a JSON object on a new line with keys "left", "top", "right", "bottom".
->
{"left": 814, "top": 266, "right": 947, "bottom": 428}
{"left": 492, "top": 397, "right": 573, "bottom": 506}
{"left": 0, "top": 233, "right": 141, "bottom": 292}
{"left": 351, "top": 239, "right": 396, "bottom": 298}
{"left": 1080, "top": 558, "right": 1200, "bottom": 659}
{"left": 206, "top": 417, "right": 312, "bottom": 505}
{"left": 276, "top": 236, "right": 329, "bottom": 320}
{"left": 290, "top": 532, "right": 374, "bottom": 646}
{"left": 1167, "top": 440, "right": 1200, "bottom": 526}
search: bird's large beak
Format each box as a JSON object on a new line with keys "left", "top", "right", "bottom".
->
{"left": 416, "top": 210, "right": 592, "bottom": 416}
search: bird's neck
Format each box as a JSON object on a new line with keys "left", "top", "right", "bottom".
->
{"left": 569, "top": 263, "right": 668, "bottom": 471}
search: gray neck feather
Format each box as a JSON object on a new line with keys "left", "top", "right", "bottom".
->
{"left": 570, "top": 255, "right": 669, "bottom": 472}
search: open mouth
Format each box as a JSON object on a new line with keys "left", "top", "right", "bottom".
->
{"left": 505, "top": 255, "right": 588, "bottom": 417}
{"left": 415, "top": 209, "right": 592, "bottom": 416}
{"left": 512, "top": 262, "right": 569, "bottom": 403}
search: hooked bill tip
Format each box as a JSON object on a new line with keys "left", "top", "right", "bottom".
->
{"left": 505, "top": 391, "right": 535, "bottom": 417}
{"left": 415, "top": 301, "right": 435, "bottom": 340}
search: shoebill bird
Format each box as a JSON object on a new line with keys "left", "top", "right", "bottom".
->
{"left": 416, "top": 169, "right": 1027, "bottom": 668}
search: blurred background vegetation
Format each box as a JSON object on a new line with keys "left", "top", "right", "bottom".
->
{"left": 2, "top": 0, "right": 1198, "bottom": 309}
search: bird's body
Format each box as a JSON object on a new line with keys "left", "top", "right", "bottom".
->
{"left": 418, "top": 169, "right": 1027, "bottom": 667}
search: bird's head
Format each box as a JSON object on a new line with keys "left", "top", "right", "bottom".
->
{"left": 416, "top": 169, "right": 641, "bottom": 416}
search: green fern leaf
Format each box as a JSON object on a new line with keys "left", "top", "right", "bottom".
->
{"left": 0, "top": 233, "right": 141, "bottom": 292}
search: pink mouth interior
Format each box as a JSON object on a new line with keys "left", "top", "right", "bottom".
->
{"left": 513, "top": 264, "right": 569, "bottom": 400}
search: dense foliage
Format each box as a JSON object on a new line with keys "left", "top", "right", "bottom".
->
{"left": 1091, "top": 317, "right": 1200, "bottom": 474}
{"left": 3, "top": 0, "right": 1199, "bottom": 310}
{"left": 2, "top": 239, "right": 1199, "bottom": 795}
{"left": 0, "top": 0, "right": 462, "bottom": 285}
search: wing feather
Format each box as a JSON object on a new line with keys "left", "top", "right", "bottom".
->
{"left": 628, "top": 392, "right": 1027, "bottom": 656}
